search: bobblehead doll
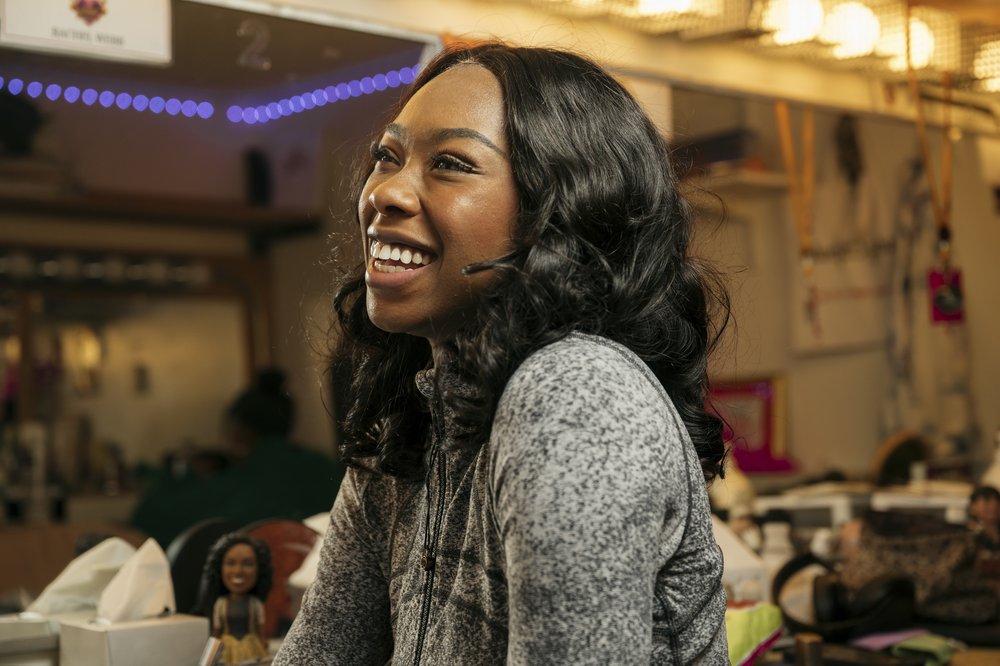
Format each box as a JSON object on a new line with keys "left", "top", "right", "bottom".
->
{"left": 195, "top": 533, "right": 273, "bottom": 664}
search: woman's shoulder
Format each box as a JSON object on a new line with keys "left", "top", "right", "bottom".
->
{"left": 488, "top": 334, "right": 694, "bottom": 496}
{"left": 496, "top": 333, "right": 677, "bottom": 431}
{"left": 505, "top": 332, "right": 663, "bottom": 401}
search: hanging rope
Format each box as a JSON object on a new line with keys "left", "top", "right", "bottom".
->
{"left": 905, "top": 0, "right": 953, "bottom": 265}
{"left": 774, "top": 100, "right": 816, "bottom": 265}
{"left": 775, "top": 100, "right": 820, "bottom": 335}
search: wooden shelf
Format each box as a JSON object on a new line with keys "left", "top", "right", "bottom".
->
{"left": 686, "top": 167, "right": 787, "bottom": 214}
{"left": 704, "top": 168, "right": 787, "bottom": 196}
{"left": 689, "top": 166, "right": 787, "bottom": 196}
{"left": 0, "top": 190, "right": 321, "bottom": 238}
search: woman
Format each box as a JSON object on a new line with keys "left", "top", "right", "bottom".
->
{"left": 276, "top": 43, "right": 730, "bottom": 664}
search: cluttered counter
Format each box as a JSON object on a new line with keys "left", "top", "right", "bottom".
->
{"left": 715, "top": 468, "right": 1000, "bottom": 665}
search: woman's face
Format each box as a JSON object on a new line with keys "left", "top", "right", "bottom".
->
{"left": 359, "top": 64, "right": 518, "bottom": 345}
{"left": 221, "top": 543, "right": 258, "bottom": 596}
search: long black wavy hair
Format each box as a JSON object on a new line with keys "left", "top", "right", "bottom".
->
{"left": 332, "top": 43, "right": 730, "bottom": 481}
{"left": 192, "top": 533, "right": 273, "bottom": 617}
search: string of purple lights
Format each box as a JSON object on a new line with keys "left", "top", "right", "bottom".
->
{"left": 225, "top": 64, "right": 418, "bottom": 125}
{"left": 0, "top": 64, "right": 420, "bottom": 124}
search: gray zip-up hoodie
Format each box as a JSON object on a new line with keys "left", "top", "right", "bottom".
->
{"left": 276, "top": 333, "right": 728, "bottom": 665}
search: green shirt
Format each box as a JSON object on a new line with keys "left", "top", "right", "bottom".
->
{"left": 131, "top": 437, "right": 344, "bottom": 547}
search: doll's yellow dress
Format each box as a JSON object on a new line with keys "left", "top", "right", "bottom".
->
{"left": 212, "top": 595, "right": 268, "bottom": 663}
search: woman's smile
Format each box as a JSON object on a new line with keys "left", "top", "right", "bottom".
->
{"left": 369, "top": 240, "right": 434, "bottom": 272}
{"left": 366, "top": 230, "right": 437, "bottom": 275}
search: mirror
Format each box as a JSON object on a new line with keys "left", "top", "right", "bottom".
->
{"left": 0, "top": 0, "right": 438, "bottom": 521}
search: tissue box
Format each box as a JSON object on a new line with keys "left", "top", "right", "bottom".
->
{"left": 0, "top": 612, "right": 54, "bottom": 666}
{"left": 0, "top": 613, "right": 56, "bottom": 643}
{"left": 0, "top": 611, "right": 93, "bottom": 666}
{"left": 60, "top": 614, "right": 208, "bottom": 666}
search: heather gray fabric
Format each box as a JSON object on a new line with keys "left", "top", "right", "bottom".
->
{"left": 275, "top": 333, "right": 728, "bottom": 665}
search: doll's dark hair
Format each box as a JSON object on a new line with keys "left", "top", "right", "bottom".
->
{"left": 192, "top": 533, "right": 273, "bottom": 617}
{"left": 332, "top": 43, "right": 730, "bottom": 480}
{"left": 971, "top": 486, "right": 1000, "bottom": 503}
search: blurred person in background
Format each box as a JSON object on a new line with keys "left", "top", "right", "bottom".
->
{"left": 131, "top": 368, "right": 344, "bottom": 547}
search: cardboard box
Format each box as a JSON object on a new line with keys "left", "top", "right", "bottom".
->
{"left": 60, "top": 614, "right": 208, "bottom": 666}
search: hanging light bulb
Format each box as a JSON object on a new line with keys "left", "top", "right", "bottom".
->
{"left": 974, "top": 40, "right": 1000, "bottom": 92}
{"left": 822, "top": 2, "right": 880, "bottom": 59}
{"left": 881, "top": 16, "right": 935, "bottom": 71}
{"left": 763, "top": 0, "right": 825, "bottom": 46}
{"left": 635, "top": 0, "right": 721, "bottom": 16}
{"left": 638, "top": 0, "right": 692, "bottom": 13}
{"left": 634, "top": 0, "right": 723, "bottom": 16}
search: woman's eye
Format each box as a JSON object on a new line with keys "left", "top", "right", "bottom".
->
{"left": 370, "top": 143, "right": 397, "bottom": 164}
{"left": 432, "top": 155, "right": 475, "bottom": 173}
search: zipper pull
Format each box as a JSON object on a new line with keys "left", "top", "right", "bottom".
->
{"left": 422, "top": 546, "right": 435, "bottom": 571}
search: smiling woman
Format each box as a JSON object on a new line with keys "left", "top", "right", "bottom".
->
{"left": 277, "top": 42, "right": 731, "bottom": 665}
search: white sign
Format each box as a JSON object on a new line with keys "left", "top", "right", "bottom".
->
{"left": 0, "top": 0, "right": 171, "bottom": 65}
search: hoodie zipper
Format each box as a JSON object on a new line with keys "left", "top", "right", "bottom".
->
{"left": 412, "top": 414, "right": 447, "bottom": 665}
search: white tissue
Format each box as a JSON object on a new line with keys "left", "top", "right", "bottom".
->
{"left": 27, "top": 537, "right": 136, "bottom": 615}
{"left": 288, "top": 512, "right": 330, "bottom": 590}
{"left": 96, "top": 539, "right": 176, "bottom": 623}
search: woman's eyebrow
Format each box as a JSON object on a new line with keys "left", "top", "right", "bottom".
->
{"left": 429, "top": 127, "right": 505, "bottom": 156}
{"left": 384, "top": 123, "right": 504, "bottom": 156}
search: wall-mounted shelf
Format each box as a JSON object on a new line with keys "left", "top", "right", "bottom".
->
{"left": 0, "top": 191, "right": 321, "bottom": 243}
{"left": 703, "top": 168, "right": 788, "bottom": 197}
{"left": 686, "top": 166, "right": 788, "bottom": 214}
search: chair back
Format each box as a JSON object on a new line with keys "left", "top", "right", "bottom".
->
{"left": 165, "top": 517, "right": 239, "bottom": 614}
{"left": 244, "top": 518, "right": 319, "bottom": 639}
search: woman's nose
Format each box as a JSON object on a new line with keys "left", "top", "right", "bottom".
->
{"left": 368, "top": 169, "right": 419, "bottom": 218}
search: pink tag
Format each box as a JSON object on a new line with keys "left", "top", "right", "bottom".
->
{"left": 928, "top": 268, "right": 964, "bottom": 323}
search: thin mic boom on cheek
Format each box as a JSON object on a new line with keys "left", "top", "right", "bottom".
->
{"left": 462, "top": 249, "right": 519, "bottom": 276}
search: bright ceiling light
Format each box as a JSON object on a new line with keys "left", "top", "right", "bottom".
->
{"left": 881, "top": 17, "right": 935, "bottom": 71}
{"left": 638, "top": 0, "right": 692, "bottom": 13}
{"left": 974, "top": 40, "right": 1000, "bottom": 90}
{"left": 822, "top": 2, "right": 880, "bottom": 59}
{"left": 763, "top": 0, "right": 825, "bottom": 46}
{"left": 635, "top": 0, "right": 721, "bottom": 16}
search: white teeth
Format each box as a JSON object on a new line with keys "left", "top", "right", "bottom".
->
{"left": 374, "top": 263, "right": 408, "bottom": 273}
{"left": 369, "top": 241, "right": 434, "bottom": 266}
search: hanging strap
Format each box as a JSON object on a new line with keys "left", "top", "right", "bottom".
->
{"left": 774, "top": 100, "right": 816, "bottom": 265}
{"left": 775, "top": 100, "right": 822, "bottom": 337}
{"left": 905, "top": 1, "right": 954, "bottom": 263}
